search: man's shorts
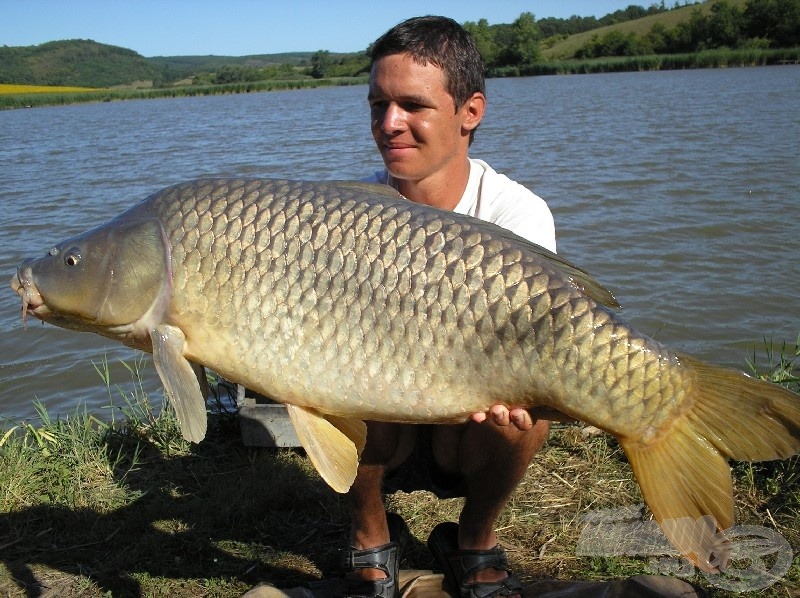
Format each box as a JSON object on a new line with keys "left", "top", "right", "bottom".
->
{"left": 381, "top": 425, "right": 467, "bottom": 499}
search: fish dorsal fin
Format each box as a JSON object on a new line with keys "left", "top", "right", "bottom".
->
{"left": 484, "top": 224, "right": 621, "bottom": 309}
{"left": 286, "top": 404, "right": 365, "bottom": 493}
{"left": 150, "top": 324, "right": 208, "bottom": 443}
{"left": 333, "top": 180, "right": 405, "bottom": 200}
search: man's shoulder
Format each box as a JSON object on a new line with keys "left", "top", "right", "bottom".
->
{"left": 469, "top": 159, "right": 557, "bottom": 251}
{"left": 471, "top": 159, "right": 536, "bottom": 201}
{"left": 470, "top": 158, "right": 550, "bottom": 216}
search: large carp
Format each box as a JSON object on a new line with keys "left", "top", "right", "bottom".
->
{"left": 10, "top": 178, "right": 800, "bottom": 572}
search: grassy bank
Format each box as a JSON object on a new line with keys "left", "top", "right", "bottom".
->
{"left": 1, "top": 339, "right": 798, "bottom": 596}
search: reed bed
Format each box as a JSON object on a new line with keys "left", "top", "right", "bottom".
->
{"left": 490, "top": 47, "right": 800, "bottom": 77}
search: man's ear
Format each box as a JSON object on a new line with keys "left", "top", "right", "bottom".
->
{"left": 461, "top": 91, "right": 486, "bottom": 132}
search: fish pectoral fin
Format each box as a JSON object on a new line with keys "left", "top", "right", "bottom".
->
{"left": 324, "top": 414, "right": 367, "bottom": 458}
{"left": 190, "top": 360, "right": 211, "bottom": 399}
{"left": 150, "top": 325, "right": 207, "bottom": 443}
{"left": 285, "top": 404, "right": 364, "bottom": 493}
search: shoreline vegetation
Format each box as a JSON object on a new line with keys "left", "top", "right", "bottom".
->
{"left": 0, "top": 77, "right": 370, "bottom": 110}
{"left": 1, "top": 339, "right": 798, "bottom": 595}
{"left": 2, "top": 47, "right": 799, "bottom": 111}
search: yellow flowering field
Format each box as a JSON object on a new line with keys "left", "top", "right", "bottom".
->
{"left": 0, "top": 84, "right": 100, "bottom": 95}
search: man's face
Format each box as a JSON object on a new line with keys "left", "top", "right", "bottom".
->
{"left": 368, "top": 53, "right": 481, "bottom": 186}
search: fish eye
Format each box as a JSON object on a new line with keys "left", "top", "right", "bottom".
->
{"left": 64, "top": 248, "right": 81, "bottom": 267}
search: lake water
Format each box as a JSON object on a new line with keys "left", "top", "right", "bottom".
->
{"left": 1, "top": 66, "right": 798, "bottom": 423}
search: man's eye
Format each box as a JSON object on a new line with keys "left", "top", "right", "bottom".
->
{"left": 401, "top": 102, "right": 425, "bottom": 112}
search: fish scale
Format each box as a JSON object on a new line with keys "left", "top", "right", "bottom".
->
{"left": 11, "top": 176, "right": 800, "bottom": 572}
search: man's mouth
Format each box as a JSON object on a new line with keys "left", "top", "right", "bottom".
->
{"left": 382, "top": 142, "right": 417, "bottom": 156}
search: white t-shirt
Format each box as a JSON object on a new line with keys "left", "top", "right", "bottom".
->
{"left": 363, "top": 158, "right": 557, "bottom": 253}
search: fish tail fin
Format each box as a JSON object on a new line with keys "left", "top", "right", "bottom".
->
{"left": 619, "top": 353, "right": 800, "bottom": 573}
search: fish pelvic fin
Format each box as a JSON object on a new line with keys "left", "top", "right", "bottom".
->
{"left": 286, "top": 404, "right": 366, "bottom": 493}
{"left": 619, "top": 352, "right": 800, "bottom": 574}
{"left": 150, "top": 324, "right": 208, "bottom": 443}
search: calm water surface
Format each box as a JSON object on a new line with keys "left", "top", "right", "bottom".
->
{"left": 1, "top": 67, "right": 798, "bottom": 422}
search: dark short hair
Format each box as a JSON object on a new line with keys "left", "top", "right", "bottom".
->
{"left": 369, "top": 15, "right": 486, "bottom": 111}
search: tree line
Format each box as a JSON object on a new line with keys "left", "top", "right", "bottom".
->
{"left": 301, "top": 5, "right": 680, "bottom": 78}
{"left": 304, "top": 0, "right": 797, "bottom": 79}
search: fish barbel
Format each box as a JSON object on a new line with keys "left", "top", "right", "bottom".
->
{"left": 10, "top": 178, "right": 800, "bottom": 572}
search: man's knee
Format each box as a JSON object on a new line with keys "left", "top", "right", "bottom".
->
{"left": 361, "top": 422, "right": 416, "bottom": 470}
{"left": 431, "top": 417, "right": 550, "bottom": 477}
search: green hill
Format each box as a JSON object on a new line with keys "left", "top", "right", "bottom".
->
{"left": 542, "top": 0, "right": 749, "bottom": 60}
{"left": 0, "top": 40, "right": 169, "bottom": 87}
{"left": 0, "top": 40, "right": 335, "bottom": 88}
{"left": 147, "top": 52, "right": 315, "bottom": 73}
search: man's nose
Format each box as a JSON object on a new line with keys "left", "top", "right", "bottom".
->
{"left": 380, "top": 103, "right": 406, "bottom": 132}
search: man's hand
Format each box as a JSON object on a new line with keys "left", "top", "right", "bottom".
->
{"left": 470, "top": 405, "right": 534, "bottom": 431}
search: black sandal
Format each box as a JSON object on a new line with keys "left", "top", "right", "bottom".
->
{"left": 310, "top": 513, "right": 408, "bottom": 598}
{"left": 428, "top": 522, "right": 524, "bottom": 598}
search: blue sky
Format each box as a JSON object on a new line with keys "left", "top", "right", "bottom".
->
{"left": 4, "top": 1, "right": 642, "bottom": 57}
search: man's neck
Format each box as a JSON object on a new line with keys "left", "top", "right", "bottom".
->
{"left": 393, "top": 158, "right": 472, "bottom": 211}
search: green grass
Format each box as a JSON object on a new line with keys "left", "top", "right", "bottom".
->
{"left": 1, "top": 340, "right": 798, "bottom": 596}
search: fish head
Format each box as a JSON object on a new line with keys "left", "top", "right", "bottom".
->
{"left": 10, "top": 215, "right": 171, "bottom": 344}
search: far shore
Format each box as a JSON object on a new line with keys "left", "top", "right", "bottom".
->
{"left": 2, "top": 46, "right": 798, "bottom": 111}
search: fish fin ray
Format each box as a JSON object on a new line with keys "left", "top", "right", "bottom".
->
{"left": 150, "top": 325, "right": 207, "bottom": 443}
{"left": 286, "top": 404, "right": 361, "bottom": 493}
{"left": 190, "top": 361, "right": 211, "bottom": 400}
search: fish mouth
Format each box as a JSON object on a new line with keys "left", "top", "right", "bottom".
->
{"left": 10, "top": 262, "right": 46, "bottom": 327}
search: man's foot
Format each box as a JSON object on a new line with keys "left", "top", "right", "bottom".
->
{"left": 310, "top": 513, "right": 408, "bottom": 597}
{"left": 428, "top": 522, "right": 523, "bottom": 598}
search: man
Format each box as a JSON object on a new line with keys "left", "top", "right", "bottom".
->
{"left": 334, "top": 16, "right": 556, "bottom": 598}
